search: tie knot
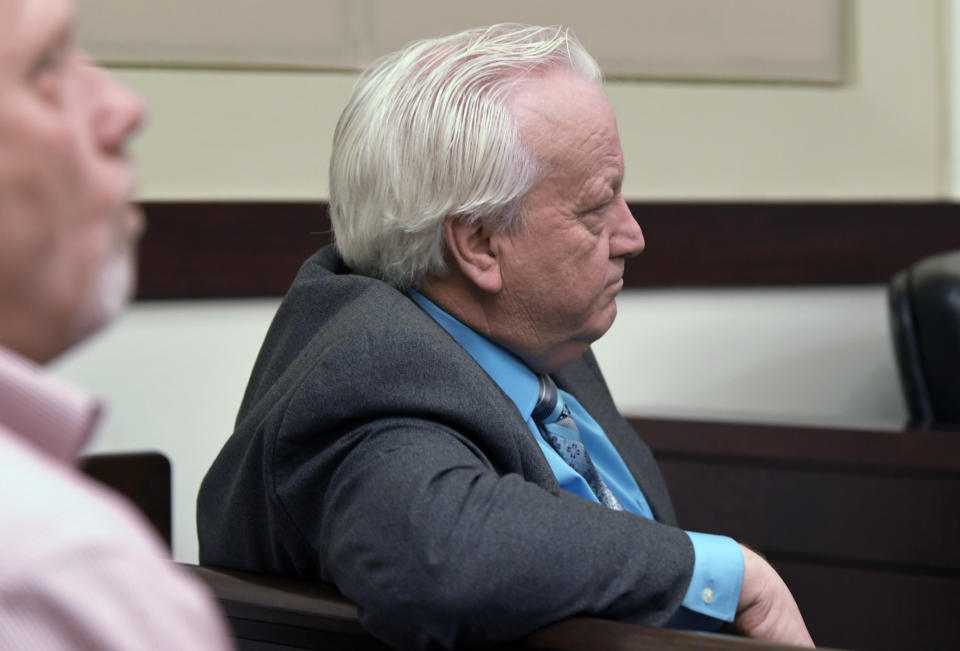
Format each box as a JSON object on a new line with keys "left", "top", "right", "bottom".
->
{"left": 532, "top": 374, "right": 566, "bottom": 424}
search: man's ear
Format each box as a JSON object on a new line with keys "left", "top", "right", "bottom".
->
{"left": 443, "top": 216, "right": 502, "bottom": 293}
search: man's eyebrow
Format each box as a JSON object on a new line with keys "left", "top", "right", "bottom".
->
{"left": 45, "top": 22, "right": 74, "bottom": 55}
{"left": 24, "top": 30, "right": 68, "bottom": 81}
{"left": 30, "top": 12, "right": 73, "bottom": 66}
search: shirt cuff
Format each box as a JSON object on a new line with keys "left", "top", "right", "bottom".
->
{"left": 668, "top": 531, "right": 744, "bottom": 631}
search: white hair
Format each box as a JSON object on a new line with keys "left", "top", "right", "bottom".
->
{"left": 329, "top": 23, "right": 603, "bottom": 289}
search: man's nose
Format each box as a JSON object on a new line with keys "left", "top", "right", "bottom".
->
{"left": 609, "top": 197, "right": 644, "bottom": 258}
{"left": 87, "top": 61, "right": 147, "bottom": 155}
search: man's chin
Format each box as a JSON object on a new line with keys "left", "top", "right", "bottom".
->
{"left": 127, "top": 202, "right": 146, "bottom": 240}
{"left": 66, "top": 252, "right": 135, "bottom": 348}
{"left": 593, "top": 299, "right": 619, "bottom": 338}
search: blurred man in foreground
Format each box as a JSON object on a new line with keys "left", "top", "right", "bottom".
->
{"left": 0, "top": 0, "right": 231, "bottom": 647}
{"left": 199, "top": 24, "right": 812, "bottom": 650}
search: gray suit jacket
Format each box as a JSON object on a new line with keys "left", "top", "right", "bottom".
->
{"left": 198, "top": 246, "right": 695, "bottom": 649}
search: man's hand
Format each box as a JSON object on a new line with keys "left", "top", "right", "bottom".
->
{"left": 735, "top": 545, "right": 815, "bottom": 648}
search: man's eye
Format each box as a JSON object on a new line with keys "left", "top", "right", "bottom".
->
{"left": 31, "top": 46, "right": 71, "bottom": 99}
{"left": 584, "top": 202, "right": 610, "bottom": 218}
{"left": 36, "top": 44, "right": 68, "bottom": 74}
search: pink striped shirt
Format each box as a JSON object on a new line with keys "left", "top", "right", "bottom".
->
{"left": 0, "top": 346, "right": 233, "bottom": 650}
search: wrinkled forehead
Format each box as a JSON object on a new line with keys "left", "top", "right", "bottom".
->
{"left": 510, "top": 68, "right": 616, "bottom": 157}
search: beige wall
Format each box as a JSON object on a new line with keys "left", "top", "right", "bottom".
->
{"left": 81, "top": 1, "right": 845, "bottom": 82}
{"left": 116, "top": 0, "right": 948, "bottom": 201}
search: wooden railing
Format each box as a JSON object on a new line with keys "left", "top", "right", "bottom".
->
{"left": 634, "top": 416, "right": 960, "bottom": 651}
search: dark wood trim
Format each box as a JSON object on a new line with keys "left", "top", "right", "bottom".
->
{"left": 136, "top": 201, "right": 960, "bottom": 299}
{"left": 627, "top": 417, "right": 960, "bottom": 473}
{"left": 623, "top": 201, "right": 960, "bottom": 287}
{"left": 137, "top": 202, "right": 330, "bottom": 300}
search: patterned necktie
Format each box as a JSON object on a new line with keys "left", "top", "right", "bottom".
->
{"left": 532, "top": 374, "right": 623, "bottom": 511}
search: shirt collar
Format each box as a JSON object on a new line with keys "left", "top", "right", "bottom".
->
{"left": 0, "top": 345, "right": 102, "bottom": 462}
{"left": 409, "top": 290, "right": 540, "bottom": 419}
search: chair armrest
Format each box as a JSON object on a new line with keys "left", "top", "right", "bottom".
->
{"left": 80, "top": 451, "right": 172, "bottom": 548}
{"left": 186, "top": 564, "right": 371, "bottom": 642}
{"left": 185, "top": 564, "right": 831, "bottom": 650}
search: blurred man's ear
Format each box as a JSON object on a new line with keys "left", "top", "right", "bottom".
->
{"left": 443, "top": 216, "right": 503, "bottom": 294}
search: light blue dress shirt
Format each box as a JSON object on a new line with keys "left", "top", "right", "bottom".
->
{"left": 410, "top": 290, "right": 743, "bottom": 628}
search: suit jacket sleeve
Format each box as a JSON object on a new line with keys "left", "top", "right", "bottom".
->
{"left": 277, "top": 415, "right": 694, "bottom": 650}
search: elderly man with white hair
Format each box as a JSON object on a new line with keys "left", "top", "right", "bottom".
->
{"left": 199, "top": 24, "right": 812, "bottom": 650}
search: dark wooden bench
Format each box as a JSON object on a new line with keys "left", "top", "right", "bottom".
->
{"left": 634, "top": 417, "right": 960, "bottom": 651}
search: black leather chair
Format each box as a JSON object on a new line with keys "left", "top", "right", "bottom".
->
{"left": 888, "top": 249, "right": 960, "bottom": 427}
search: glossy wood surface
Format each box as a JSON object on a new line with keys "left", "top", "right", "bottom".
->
{"left": 633, "top": 417, "right": 960, "bottom": 651}
{"left": 189, "top": 564, "right": 829, "bottom": 651}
